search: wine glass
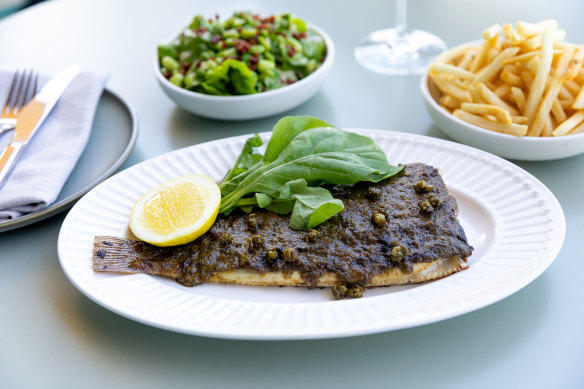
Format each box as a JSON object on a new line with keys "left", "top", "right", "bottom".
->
{"left": 354, "top": 0, "right": 446, "bottom": 76}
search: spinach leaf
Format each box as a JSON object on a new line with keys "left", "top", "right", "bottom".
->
{"left": 202, "top": 59, "right": 257, "bottom": 95}
{"left": 232, "top": 180, "right": 344, "bottom": 230}
{"left": 223, "top": 134, "right": 264, "bottom": 182}
{"left": 177, "top": 35, "right": 209, "bottom": 64}
{"left": 218, "top": 116, "right": 402, "bottom": 230}
{"left": 264, "top": 116, "right": 331, "bottom": 163}
{"left": 275, "top": 179, "right": 344, "bottom": 230}
{"left": 188, "top": 15, "right": 206, "bottom": 30}
{"left": 158, "top": 44, "right": 177, "bottom": 61}
{"left": 302, "top": 31, "right": 326, "bottom": 61}
{"left": 219, "top": 125, "right": 401, "bottom": 215}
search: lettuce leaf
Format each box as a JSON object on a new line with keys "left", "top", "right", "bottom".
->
{"left": 218, "top": 116, "right": 402, "bottom": 230}
{"left": 201, "top": 59, "right": 257, "bottom": 95}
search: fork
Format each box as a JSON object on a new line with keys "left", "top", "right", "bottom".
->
{"left": 1, "top": 69, "right": 39, "bottom": 135}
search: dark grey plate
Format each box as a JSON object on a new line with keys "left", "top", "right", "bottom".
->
{"left": 0, "top": 88, "right": 138, "bottom": 232}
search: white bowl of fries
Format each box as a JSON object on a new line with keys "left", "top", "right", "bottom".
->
{"left": 421, "top": 19, "right": 584, "bottom": 161}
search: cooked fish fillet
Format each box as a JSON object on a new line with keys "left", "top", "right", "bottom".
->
{"left": 92, "top": 163, "right": 473, "bottom": 298}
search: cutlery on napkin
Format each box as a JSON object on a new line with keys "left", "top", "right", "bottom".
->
{"left": 0, "top": 68, "right": 109, "bottom": 220}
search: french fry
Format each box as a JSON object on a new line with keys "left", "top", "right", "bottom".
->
{"left": 456, "top": 49, "right": 478, "bottom": 70}
{"left": 529, "top": 47, "right": 575, "bottom": 136}
{"left": 564, "top": 79, "right": 582, "bottom": 96}
{"left": 516, "top": 20, "right": 558, "bottom": 37}
{"left": 511, "top": 116, "right": 528, "bottom": 124}
{"left": 522, "top": 29, "right": 565, "bottom": 51}
{"left": 501, "top": 69, "right": 523, "bottom": 86}
{"left": 475, "top": 82, "right": 519, "bottom": 115}
{"left": 523, "top": 29, "right": 554, "bottom": 123}
{"left": 432, "top": 75, "right": 473, "bottom": 102}
{"left": 435, "top": 45, "right": 480, "bottom": 66}
{"left": 576, "top": 68, "right": 584, "bottom": 84}
{"left": 520, "top": 70, "right": 534, "bottom": 89}
{"left": 503, "top": 24, "right": 524, "bottom": 45}
{"left": 569, "top": 121, "right": 584, "bottom": 134}
{"left": 460, "top": 102, "right": 512, "bottom": 123}
{"left": 487, "top": 46, "right": 501, "bottom": 63}
{"left": 439, "top": 95, "right": 461, "bottom": 110}
{"left": 483, "top": 24, "right": 502, "bottom": 41}
{"left": 470, "top": 36, "right": 499, "bottom": 72}
{"left": 572, "top": 86, "right": 584, "bottom": 109}
{"left": 428, "top": 19, "right": 584, "bottom": 139}
{"left": 558, "top": 85, "right": 574, "bottom": 101}
{"left": 552, "top": 109, "right": 584, "bottom": 136}
{"left": 429, "top": 63, "right": 475, "bottom": 79}
{"left": 453, "top": 109, "right": 528, "bottom": 136}
{"left": 504, "top": 51, "right": 541, "bottom": 65}
{"left": 494, "top": 83, "right": 511, "bottom": 99}
{"left": 564, "top": 47, "right": 584, "bottom": 80}
{"left": 510, "top": 87, "right": 527, "bottom": 111}
{"left": 551, "top": 97, "right": 567, "bottom": 123}
{"left": 526, "top": 56, "right": 540, "bottom": 76}
{"left": 472, "top": 47, "right": 520, "bottom": 83}
{"left": 542, "top": 115, "right": 554, "bottom": 137}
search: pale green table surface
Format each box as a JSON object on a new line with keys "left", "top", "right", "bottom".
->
{"left": 1, "top": 0, "right": 583, "bottom": 387}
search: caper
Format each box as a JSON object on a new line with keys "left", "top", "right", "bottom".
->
{"left": 252, "top": 234, "right": 264, "bottom": 247}
{"left": 266, "top": 248, "right": 279, "bottom": 261}
{"left": 218, "top": 232, "right": 232, "bottom": 244}
{"left": 428, "top": 194, "right": 443, "bottom": 208}
{"left": 365, "top": 187, "right": 382, "bottom": 200}
{"left": 346, "top": 284, "right": 365, "bottom": 298}
{"left": 332, "top": 285, "right": 348, "bottom": 300}
{"left": 418, "top": 200, "right": 434, "bottom": 213}
{"left": 391, "top": 245, "right": 407, "bottom": 262}
{"left": 282, "top": 248, "right": 297, "bottom": 262}
{"left": 372, "top": 213, "right": 386, "bottom": 227}
{"left": 332, "top": 284, "right": 365, "bottom": 299}
{"left": 305, "top": 229, "right": 320, "bottom": 242}
{"left": 414, "top": 180, "right": 434, "bottom": 193}
{"left": 238, "top": 252, "right": 249, "bottom": 265}
{"left": 247, "top": 213, "right": 258, "bottom": 229}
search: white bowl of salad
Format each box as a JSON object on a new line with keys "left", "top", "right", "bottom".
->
{"left": 154, "top": 11, "right": 335, "bottom": 120}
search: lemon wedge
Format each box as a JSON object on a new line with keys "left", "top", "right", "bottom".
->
{"left": 129, "top": 174, "right": 221, "bottom": 247}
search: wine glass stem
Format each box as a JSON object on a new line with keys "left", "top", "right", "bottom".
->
{"left": 395, "top": 0, "right": 407, "bottom": 38}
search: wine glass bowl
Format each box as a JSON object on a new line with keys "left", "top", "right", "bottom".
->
{"left": 354, "top": 0, "right": 446, "bottom": 76}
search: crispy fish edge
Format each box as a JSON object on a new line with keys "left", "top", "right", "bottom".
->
{"left": 207, "top": 255, "right": 468, "bottom": 287}
{"left": 93, "top": 234, "right": 467, "bottom": 288}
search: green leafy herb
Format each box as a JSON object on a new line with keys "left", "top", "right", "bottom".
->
{"left": 223, "top": 134, "right": 264, "bottom": 182}
{"left": 219, "top": 116, "right": 403, "bottom": 230}
{"left": 201, "top": 59, "right": 258, "bottom": 95}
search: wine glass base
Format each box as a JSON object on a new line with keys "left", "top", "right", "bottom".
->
{"left": 354, "top": 28, "right": 447, "bottom": 76}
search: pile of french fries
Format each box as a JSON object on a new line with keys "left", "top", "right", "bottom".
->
{"left": 429, "top": 20, "right": 584, "bottom": 137}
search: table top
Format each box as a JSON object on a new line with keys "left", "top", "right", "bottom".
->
{"left": 1, "top": 0, "right": 583, "bottom": 387}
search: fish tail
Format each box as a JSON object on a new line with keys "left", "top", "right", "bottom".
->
{"left": 92, "top": 236, "right": 142, "bottom": 273}
{"left": 92, "top": 236, "right": 182, "bottom": 279}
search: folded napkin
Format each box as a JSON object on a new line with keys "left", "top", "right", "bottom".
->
{"left": 0, "top": 68, "right": 109, "bottom": 220}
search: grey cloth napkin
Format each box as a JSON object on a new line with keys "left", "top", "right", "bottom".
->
{"left": 0, "top": 68, "right": 109, "bottom": 220}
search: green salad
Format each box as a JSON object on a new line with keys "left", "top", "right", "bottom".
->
{"left": 219, "top": 116, "right": 403, "bottom": 231}
{"left": 157, "top": 11, "right": 328, "bottom": 95}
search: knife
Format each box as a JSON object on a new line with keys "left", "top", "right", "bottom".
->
{"left": 0, "top": 65, "right": 80, "bottom": 190}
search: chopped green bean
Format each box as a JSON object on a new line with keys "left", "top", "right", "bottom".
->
{"left": 158, "top": 11, "right": 327, "bottom": 95}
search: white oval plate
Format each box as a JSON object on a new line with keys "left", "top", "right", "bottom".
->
{"left": 58, "top": 130, "right": 565, "bottom": 340}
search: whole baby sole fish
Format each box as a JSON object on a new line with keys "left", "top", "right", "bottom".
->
{"left": 93, "top": 163, "right": 473, "bottom": 299}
